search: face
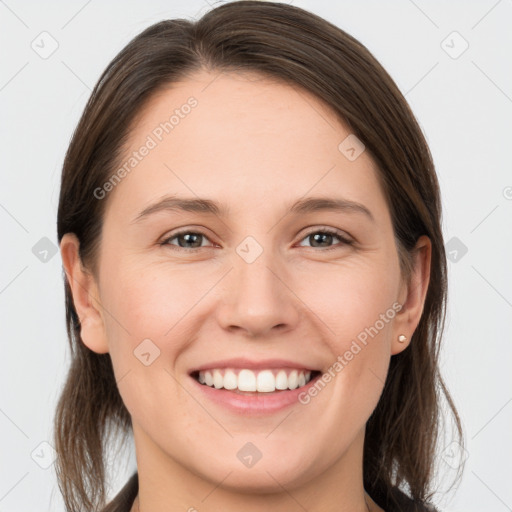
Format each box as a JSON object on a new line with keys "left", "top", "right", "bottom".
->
{"left": 63, "top": 70, "right": 428, "bottom": 496}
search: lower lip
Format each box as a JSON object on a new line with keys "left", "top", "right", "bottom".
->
{"left": 189, "top": 373, "right": 321, "bottom": 415}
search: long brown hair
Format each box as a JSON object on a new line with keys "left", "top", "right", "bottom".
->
{"left": 54, "top": 1, "right": 464, "bottom": 510}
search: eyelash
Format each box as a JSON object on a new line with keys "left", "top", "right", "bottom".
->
{"left": 160, "top": 227, "right": 353, "bottom": 252}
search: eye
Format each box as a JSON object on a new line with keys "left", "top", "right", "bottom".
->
{"left": 161, "top": 230, "right": 214, "bottom": 251}
{"left": 297, "top": 227, "right": 353, "bottom": 250}
{"left": 160, "top": 227, "right": 353, "bottom": 252}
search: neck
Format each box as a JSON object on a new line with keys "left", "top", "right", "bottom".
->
{"left": 131, "top": 423, "right": 377, "bottom": 512}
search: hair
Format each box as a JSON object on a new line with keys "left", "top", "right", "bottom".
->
{"left": 54, "top": 1, "right": 464, "bottom": 510}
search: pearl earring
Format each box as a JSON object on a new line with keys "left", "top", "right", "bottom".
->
{"left": 398, "top": 334, "right": 407, "bottom": 343}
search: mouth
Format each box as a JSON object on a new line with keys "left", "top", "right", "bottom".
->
{"left": 190, "top": 368, "right": 322, "bottom": 395}
{"left": 187, "top": 358, "right": 324, "bottom": 414}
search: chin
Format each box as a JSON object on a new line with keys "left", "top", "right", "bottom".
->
{"left": 207, "top": 464, "right": 311, "bottom": 494}
{"left": 192, "top": 447, "right": 321, "bottom": 494}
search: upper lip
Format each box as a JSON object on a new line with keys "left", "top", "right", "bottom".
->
{"left": 189, "top": 357, "right": 320, "bottom": 374}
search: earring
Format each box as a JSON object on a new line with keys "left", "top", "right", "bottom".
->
{"left": 398, "top": 334, "right": 407, "bottom": 343}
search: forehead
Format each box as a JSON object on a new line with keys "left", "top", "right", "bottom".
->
{"left": 106, "top": 69, "right": 388, "bottom": 222}
{"left": 130, "top": 69, "right": 345, "bottom": 146}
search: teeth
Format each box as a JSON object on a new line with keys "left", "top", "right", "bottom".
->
{"left": 288, "top": 370, "right": 298, "bottom": 390}
{"left": 213, "top": 369, "right": 223, "bottom": 389}
{"left": 238, "top": 369, "right": 256, "bottom": 391}
{"left": 223, "top": 369, "right": 237, "bottom": 390}
{"left": 256, "top": 370, "right": 275, "bottom": 392}
{"left": 275, "top": 370, "right": 288, "bottom": 390}
{"left": 196, "top": 368, "right": 313, "bottom": 392}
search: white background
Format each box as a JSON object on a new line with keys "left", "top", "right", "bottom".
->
{"left": 1, "top": 1, "right": 511, "bottom": 510}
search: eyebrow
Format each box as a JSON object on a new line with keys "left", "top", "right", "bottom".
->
{"left": 132, "top": 195, "right": 374, "bottom": 223}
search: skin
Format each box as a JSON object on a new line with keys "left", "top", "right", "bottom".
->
{"left": 61, "top": 70, "right": 431, "bottom": 512}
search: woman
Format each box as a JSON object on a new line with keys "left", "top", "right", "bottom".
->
{"left": 54, "top": 1, "right": 464, "bottom": 511}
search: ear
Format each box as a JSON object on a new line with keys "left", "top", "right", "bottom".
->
{"left": 391, "top": 235, "right": 431, "bottom": 356}
{"left": 60, "top": 233, "right": 109, "bottom": 354}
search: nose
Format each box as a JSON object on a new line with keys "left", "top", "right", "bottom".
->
{"left": 216, "top": 248, "right": 301, "bottom": 338}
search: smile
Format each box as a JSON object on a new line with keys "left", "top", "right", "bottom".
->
{"left": 188, "top": 358, "right": 323, "bottom": 414}
{"left": 193, "top": 368, "right": 320, "bottom": 393}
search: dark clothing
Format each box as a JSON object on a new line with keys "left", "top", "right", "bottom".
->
{"left": 102, "top": 472, "right": 439, "bottom": 512}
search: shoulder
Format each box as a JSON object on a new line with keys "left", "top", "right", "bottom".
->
{"left": 101, "top": 472, "right": 138, "bottom": 512}
{"left": 101, "top": 474, "right": 441, "bottom": 512}
{"left": 375, "top": 487, "right": 440, "bottom": 512}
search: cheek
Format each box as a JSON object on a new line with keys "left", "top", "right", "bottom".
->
{"left": 98, "top": 265, "right": 198, "bottom": 418}
{"left": 300, "top": 257, "right": 398, "bottom": 403}
{"left": 101, "top": 261, "right": 208, "bottom": 342}
{"left": 300, "top": 255, "right": 400, "bottom": 343}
